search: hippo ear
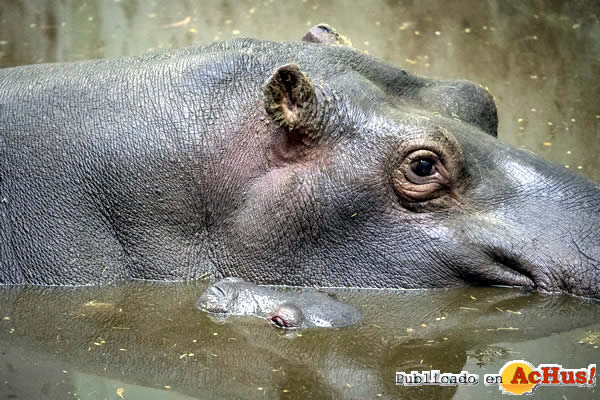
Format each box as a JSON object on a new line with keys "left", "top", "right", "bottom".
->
{"left": 302, "top": 24, "right": 352, "bottom": 46}
{"left": 264, "top": 64, "right": 317, "bottom": 132}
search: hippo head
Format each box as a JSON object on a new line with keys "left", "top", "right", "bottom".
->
{"left": 195, "top": 277, "right": 247, "bottom": 315}
{"left": 225, "top": 25, "right": 600, "bottom": 299}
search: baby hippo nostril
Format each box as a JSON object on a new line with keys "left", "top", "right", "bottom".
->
{"left": 269, "top": 303, "right": 304, "bottom": 330}
{"left": 209, "top": 285, "right": 226, "bottom": 297}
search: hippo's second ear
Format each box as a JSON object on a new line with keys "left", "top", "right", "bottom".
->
{"left": 302, "top": 24, "right": 352, "bottom": 46}
{"left": 264, "top": 64, "right": 317, "bottom": 131}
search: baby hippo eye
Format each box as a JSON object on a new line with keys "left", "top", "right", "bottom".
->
{"left": 270, "top": 315, "right": 288, "bottom": 328}
{"left": 412, "top": 158, "right": 435, "bottom": 177}
{"left": 268, "top": 303, "right": 303, "bottom": 330}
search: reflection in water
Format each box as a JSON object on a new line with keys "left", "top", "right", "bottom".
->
{"left": 0, "top": 0, "right": 598, "bottom": 182}
{"left": 0, "top": 282, "right": 599, "bottom": 399}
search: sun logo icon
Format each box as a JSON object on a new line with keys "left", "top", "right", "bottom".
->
{"left": 499, "top": 360, "right": 538, "bottom": 395}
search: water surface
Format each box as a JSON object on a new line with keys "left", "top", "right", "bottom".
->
{"left": 0, "top": 282, "right": 599, "bottom": 399}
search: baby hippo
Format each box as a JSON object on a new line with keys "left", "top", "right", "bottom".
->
{"left": 196, "top": 278, "right": 360, "bottom": 330}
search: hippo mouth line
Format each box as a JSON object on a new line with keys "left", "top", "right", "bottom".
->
{"left": 480, "top": 250, "right": 538, "bottom": 290}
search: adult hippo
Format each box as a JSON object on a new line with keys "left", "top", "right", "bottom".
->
{"left": 197, "top": 277, "right": 360, "bottom": 329}
{"left": 0, "top": 25, "right": 598, "bottom": 297}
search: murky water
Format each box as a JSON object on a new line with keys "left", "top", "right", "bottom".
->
{"left": 0, "top": 0, "right": 598, "bottom": 182}
{"left": 0, "top": 1, "right": 599, "bottom": 399}
{"left": 0, "top": 282, "right": 599, "bottom": 399}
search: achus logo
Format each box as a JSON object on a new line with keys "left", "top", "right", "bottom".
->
{"left": 483, "top": 360, "right": 596, "bottom": 395}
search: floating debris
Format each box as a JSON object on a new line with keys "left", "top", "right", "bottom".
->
{"left": 164, "top": 16, "right": 191, "bottom": 28}
{"left": 397, "top": 22, "right": 413, "bottom": 31}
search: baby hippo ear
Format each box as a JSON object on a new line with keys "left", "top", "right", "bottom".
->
{"left": 263, "top": 64, "right": 316, "bottom": 131}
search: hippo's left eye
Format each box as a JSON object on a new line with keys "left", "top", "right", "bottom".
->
{"left": 393, "top": 149, "right": 453, "bottom": 203}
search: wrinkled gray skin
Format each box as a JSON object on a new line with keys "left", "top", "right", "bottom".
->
{"left": 196, "top": 277, "right": 360, "bottom": 329}
{"left": 0, "top": 25, "right": 599, "bottom": 298}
